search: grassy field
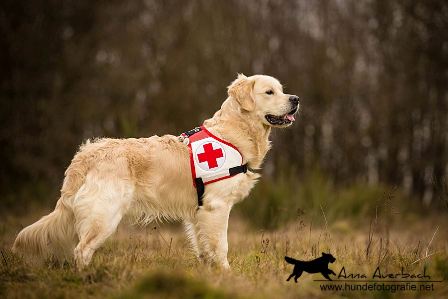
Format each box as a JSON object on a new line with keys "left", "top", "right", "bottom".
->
{"left": 0, "top": 206, "right": 447, "bottom": 299}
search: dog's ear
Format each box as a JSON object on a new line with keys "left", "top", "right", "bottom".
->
{"left": 322, "top": 252, "right": 326, "bottom": 256}
{"left": 228, "top": 74, "right": 255, "bottom": 111}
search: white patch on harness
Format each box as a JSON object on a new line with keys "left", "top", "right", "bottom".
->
{"left": 187, "top": 130, "right": 243, "bottom": 184}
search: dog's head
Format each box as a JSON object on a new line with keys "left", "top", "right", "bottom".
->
{"left": 228, "top": 74, "right": 299, "bottom": 127}
{"left": 321, "top": 252, "right": 336, "bottom": 263}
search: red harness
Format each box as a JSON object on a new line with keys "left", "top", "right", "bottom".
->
{"left": 180, "top": 125, "right": 247, "bottom": 206}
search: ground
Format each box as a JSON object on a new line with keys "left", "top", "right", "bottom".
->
{"left": 0, "top": 209, "right": 447, "bottom": 299}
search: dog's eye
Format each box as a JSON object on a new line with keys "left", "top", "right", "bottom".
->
{"left": 265, "top": 90, "right": 274, "bottom": 95}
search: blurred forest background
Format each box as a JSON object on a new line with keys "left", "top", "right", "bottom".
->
{"left": 1, "top": 0, "right": 447, "bottom": 226}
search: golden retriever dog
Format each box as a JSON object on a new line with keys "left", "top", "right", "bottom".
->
{"left": 12, "top": 74, "right": 300, "bottom": 270}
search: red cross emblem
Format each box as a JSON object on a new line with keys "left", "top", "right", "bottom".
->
{"left": 197, "top": 142, "right": 224, "bottom": 169}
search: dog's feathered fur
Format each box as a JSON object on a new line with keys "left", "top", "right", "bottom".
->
{"left": 13, "top": 74, "right": 299, "bottom": 269}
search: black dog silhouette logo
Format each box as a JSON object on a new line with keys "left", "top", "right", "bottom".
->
{"left": 285, "top": 252, "right": 336, "bottom": 282}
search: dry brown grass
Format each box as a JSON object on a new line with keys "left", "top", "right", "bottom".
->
{"left": 0, "top": 209, "right": 447, "bottom": 299}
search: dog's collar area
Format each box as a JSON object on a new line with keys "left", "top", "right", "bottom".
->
{"left": 181, "top": 126, "right": 202, "bottom": 138}
{"left": 179, "top": 125, "right": 247, "bottom": 207}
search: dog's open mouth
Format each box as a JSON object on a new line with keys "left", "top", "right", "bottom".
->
{"left": 265, "top": 107, "right": 298, "bottom": 126}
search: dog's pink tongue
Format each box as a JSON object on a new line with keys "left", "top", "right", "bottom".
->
{"left": 285, "top": 114, "right": 295, "bottom": 121}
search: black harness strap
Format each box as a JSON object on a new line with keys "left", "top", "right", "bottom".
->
{"left": 195, "top": 163, "right": 248, "bottom": 207}
{"left": 195, "top": 178, "right": 205, "bottom": 207}
{"left": 229, "top": 164, "right": 248, "bottom": 176}
{"left": 183, "top": 126, "right": 201, "bottom": 137}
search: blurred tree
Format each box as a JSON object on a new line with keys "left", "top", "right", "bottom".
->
{"left": 0, "top": 0, "right": 447, "bottom": 213}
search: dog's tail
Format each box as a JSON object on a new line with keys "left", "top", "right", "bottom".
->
{"left": 12, "top": 199, "right": 76, "bottom": 262}
{"left": 285, "top": 256, "right": 299, "bottom": 264}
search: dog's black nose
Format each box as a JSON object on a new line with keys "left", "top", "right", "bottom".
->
{"left": 289, "top": 96, "right": 299, "bottom": 106}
